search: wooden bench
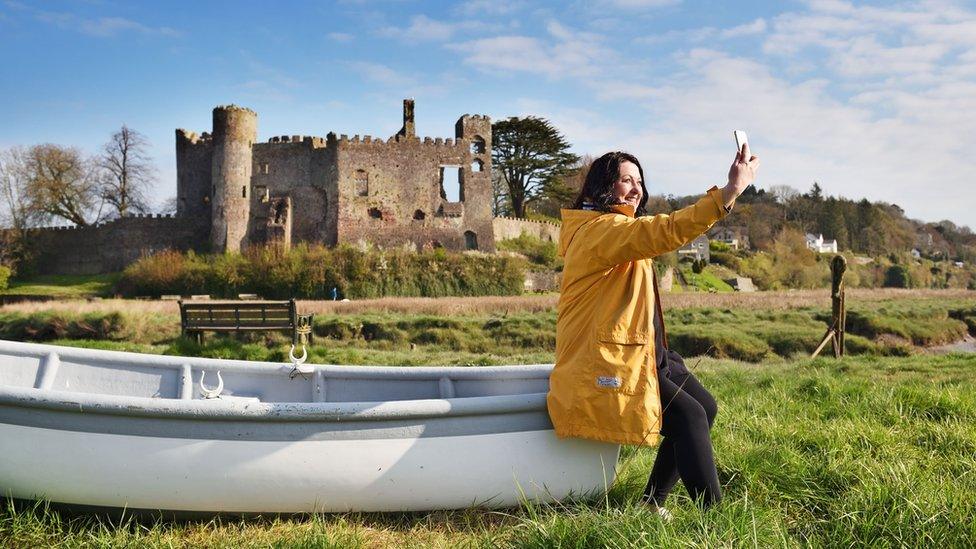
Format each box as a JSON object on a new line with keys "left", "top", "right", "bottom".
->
{"left": 178, "top": 299, "right": 313, "bottom": 344}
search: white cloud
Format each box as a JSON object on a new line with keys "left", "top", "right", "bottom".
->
{"left": 31, "top": 10, "right": 179, "bottom": 38}
{"left": 449, "top": 21, "right": 616, "bottom": 78}
{"left": 720, "top": 18, "right": 767, "bottom": 38}
{"left": 378, "top": 14, "right": 492, "bottom": 42}
{"left": 454, "top": 0, "right": 525, "bottom": 17}
{"left": 328, "top": 32, "right": 354, "bottom": 42}
{"left": 346, "top": 61, "right": 454, "bottom": 98}
{"left": 601, "top": 0, "right": 681, "bottom": 8}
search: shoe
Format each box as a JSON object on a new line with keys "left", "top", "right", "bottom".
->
{"left": 642, "top": 501, "right": 673, "bottom": 522}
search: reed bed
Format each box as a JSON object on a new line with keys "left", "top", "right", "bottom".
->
{"left": 2, "top": 289, "right": 973, "bottom": 317}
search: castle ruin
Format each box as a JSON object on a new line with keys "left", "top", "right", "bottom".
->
{"left": 179, "top": 99, "right": 494, "bottom": 254}
{"left": 24, "top": 100, "right": 561, "bottom": 276}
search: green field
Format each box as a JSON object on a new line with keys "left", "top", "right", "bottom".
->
{"left": 1, "top": 292, "right": 974, "bottom": 546}
{"left": 1, "top": 274, "right": 118, "bottom": 298}
{"left": 2, "top": 353, "right": 974, "bottom": 547}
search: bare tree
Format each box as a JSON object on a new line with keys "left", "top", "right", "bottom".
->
{"left": 768, "top": 184, "right": 800, "bottom": 205}
{"left": 100, "top": 125, "right": 155, "bottom": 218}
{"left": 24, "top": 144, "right": 98, "bottom": 226}
{"left": 159, "top": 195, "right": 178, "bottom": 216}
{"left": 0, "top": 147, "right": 35, "bottom": 230}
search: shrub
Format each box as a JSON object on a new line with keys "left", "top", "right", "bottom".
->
{"left": 884, "top": 265, "right": 911, "bottom": 288}
{"left": 709, "top": 240, "right": 732, "bottom": 253}
{"left": 496, "top": 232, "right": 561, "bottom": 269}
{"left": 117, "top": 245, "right": 526, "bottom": 299}
{"left": 0, "top": 265, "right": 10, "bottom": 291}
{"left": 710, "top": 251, "right": 741, "bottom": 271}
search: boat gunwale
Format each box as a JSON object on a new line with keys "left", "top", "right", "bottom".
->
{"left": 0, "top": 385, "right": 549, "bottom": 421}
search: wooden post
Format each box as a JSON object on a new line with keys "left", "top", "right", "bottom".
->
{"left": 831, "top": 255, "right": 847, "bottom": 357}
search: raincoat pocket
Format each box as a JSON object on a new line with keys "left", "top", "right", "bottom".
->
{"left": 590, "top": 332, "right": 649, "bottom": 396}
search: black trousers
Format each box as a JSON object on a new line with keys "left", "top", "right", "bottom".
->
{"left": 642, "top": 350, "right": 721, "bottom": 507}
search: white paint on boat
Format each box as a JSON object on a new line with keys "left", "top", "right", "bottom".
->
{"left": 0, "top": 339, "right": 622, "bottom": 513}
{"left": 0, "top": 423, "right": 618, "bottom": 513}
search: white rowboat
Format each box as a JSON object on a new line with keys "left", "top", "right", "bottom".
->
{"left": 0, "top": 339, "right": 619, "bottom": 514}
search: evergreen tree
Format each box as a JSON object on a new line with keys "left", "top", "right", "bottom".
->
{"left": 491, "top": 117, "right": 579, "bottom": 218}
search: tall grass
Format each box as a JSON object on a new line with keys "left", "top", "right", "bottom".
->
{"left": 2, "top": 354, "right": 974, "bottom": 547}
{"left": 2, "top": 293, "right": 974, "bottom": 362}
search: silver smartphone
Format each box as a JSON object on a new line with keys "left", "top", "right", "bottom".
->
{"left": 733, "top": 130, "right": 748, "bottom": 151}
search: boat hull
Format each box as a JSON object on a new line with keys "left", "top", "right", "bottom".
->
{"left": 0, "top": 340, "right": 622, "bottom": 513}
{"left": 0, "top": 423, "right": 618, "bottom": 513}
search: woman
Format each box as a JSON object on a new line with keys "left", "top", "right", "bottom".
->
{"left": 546, "top": 144, "right": 759, "bottom": 514}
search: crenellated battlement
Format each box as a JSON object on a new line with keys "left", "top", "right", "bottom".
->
{"left": 494, "top": 215, "right": 560, "bottom": 228}
{"left": 26, "top": 213, "right": 180, "bottom": 233}
{"left": 176, "top": 129, "right": 212, "bottom": 145}
{"left": 267, "top": 135, "right": 328, "bottom": 147}
{"left": 214, "top": 104, "right": 257, "bottom": 116}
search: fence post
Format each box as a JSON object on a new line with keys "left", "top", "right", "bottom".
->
{"left": 831, "top": 255, "right": 847, "bottom": 357}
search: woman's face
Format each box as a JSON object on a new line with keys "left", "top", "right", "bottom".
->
{"left": 612, "top": 161, "right": 643, "bottom": 209}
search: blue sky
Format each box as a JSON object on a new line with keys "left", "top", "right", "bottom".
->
{"left": 1, "top": 0, "right": 974, "bottom": 228}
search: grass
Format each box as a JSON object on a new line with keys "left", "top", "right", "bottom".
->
{"left": 677, "top": 264, "right": 735, "bottom": 293}
{"left": 2, "top": 293, "right": 974, "bottom": 363}
{"left": 2, "top": 274, "right": 119, "bottom": 298}
{"left": 2, "top": 353, "right": 975, "bottom": 547}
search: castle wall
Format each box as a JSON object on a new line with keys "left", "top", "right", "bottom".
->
{"left": 251, "top": 137, "right": 338, "bottom": 246}
{"left": 492, "top": 217, "right": 561, "bottom": 243}
{"left": 26, "top": 216, "right": 208, "bottom": 276}
{"left": 333, "top": 131, "right": 495, "bottom": 253}
{"left": 175, "top": 129, "right": 213, "bottom": 224}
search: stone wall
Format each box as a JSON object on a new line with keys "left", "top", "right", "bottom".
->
{"left": 335, "top": 130, "right": 495, "bottom": 253}
{"left": 252, "top": 138, "right": 337, "bottom": 246}
{"left": 492, "top": 216, "right": 561, "bottom": 243}
{"left": 26, "top": 215, "right": 209, "bottom": 276}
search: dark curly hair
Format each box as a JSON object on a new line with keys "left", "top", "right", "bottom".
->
{"left": 571, "top": 151, "right": 649, "bottom": 217}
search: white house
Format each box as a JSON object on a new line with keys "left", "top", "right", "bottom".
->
{"left": 710, "top": 226, "right": 750, "bottom": 250}
{"left": 805, "top": 233, "right": 838, "bottom": 254}
{"left": 678, "top": 235, "right": 710, "bottom": 261}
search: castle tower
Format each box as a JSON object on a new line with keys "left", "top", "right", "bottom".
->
{"left": 210, "top": 105, "right": 256, "bottom": 253}
{"left": 455, "top": 114, "right": 493, "bottom": 222}
{"left": 396, "top": 98, "right": 416, "bottom": 141}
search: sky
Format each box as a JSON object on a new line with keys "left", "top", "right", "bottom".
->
{"left": 1, "top": 0, "right": 974, "bottom": 229}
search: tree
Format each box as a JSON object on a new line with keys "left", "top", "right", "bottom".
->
{"left": 806, "top": 182, "right": 824, "bottom": 201}
{"left": 0, "top": 147, "right": 35, "bottom": 231}
{"left": 23, "top": 144, "right": 98, "bottom": 226}
{"left": 491, "top": 116, "right": 579, "bottom": 218}
{"left": 0, "top": 147, "right": 38, "bottom": 272}
{"left": 100, "top": 125, "right": 155, "bottom": 218}
{"left": 531, "top": 154, "right": 592, "bottom": 219}
{"left": 768, "top": 184, "right": 800, "bottom": 205}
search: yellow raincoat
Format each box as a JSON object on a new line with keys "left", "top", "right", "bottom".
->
{"left": 547, "top": 186, "right": 730, "bottom": 446}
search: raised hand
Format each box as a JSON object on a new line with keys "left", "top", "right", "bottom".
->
{"left": 722, "top": 142, "right": 760, "bottom": 208}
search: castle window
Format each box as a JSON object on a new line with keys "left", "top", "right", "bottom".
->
{"left": 413, "top": 209, "right": 426, "bottom": 220}
{"left": 355, "top": 169, "right": 369, "bottom": 196}
{"left": 261, "top": 162, "right": 270, "bottom": 174}
{"left": 368, "top": 207, "right": 382, "bottom": 219}
{"left": 470, "top": 136, "right": 486, "bottom": 154}
{"left": 439, "top": 165, "right": 462, "bottom": 202}
{"left": 242, "top": 185, "right": 248, "bottom": 198}
{"left": 464, "top": 230, "right": 478, "bottom": 250}
{"left": 470, "top": 159, "right": 483, "bottom": 173}
{"left": 255, "top": 185, "right": 269, "bottom": 203}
